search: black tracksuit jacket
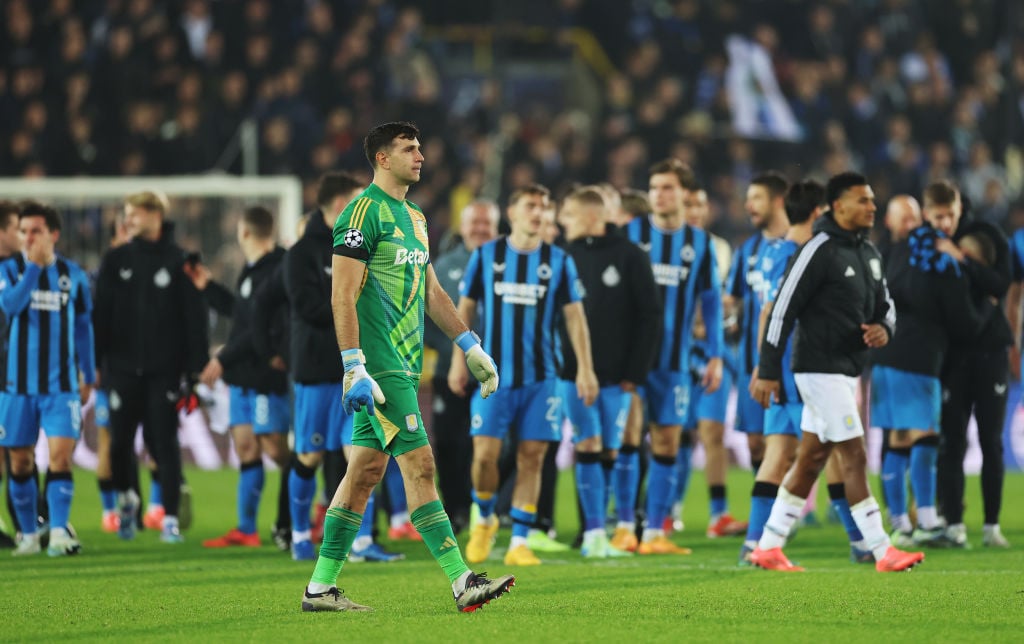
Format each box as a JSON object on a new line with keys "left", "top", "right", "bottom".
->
{"left": 283, "top": 209, "right": 343, "bottom": 385}
{"left": 559, "top": 226, "right": 662, "bottom": 385}
{"left": 872, "top": 229, "right": 984, "bottom": 377}
{"left": 217, "top": 246, "right": 289, "bottom": 394}
{"left": 759, "top": 213, "right": 894, "bottom": 380}
{"left": 93, "top": 222, "right": 208, "bottom": 378}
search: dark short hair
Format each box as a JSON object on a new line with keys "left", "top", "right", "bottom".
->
{"left": 565, "top": 187, "right": 607, "bottom": 209}
{"left": 242, "top": 206, "right": 275, "bottom": 239}
{"left": 19, "top": 200, "right": 62, "bottom": 232}
{"left": 0, "top": 201, "right": 19, "bottom": 228}
{"left": 784, "top": 180, "right": 826, "bottom": 225}
{"left": 364, "top": 121, "right": 420, "bottom": 169}
{"left": 508, "top": 183, "right": 551, "bottom": 207}
{"left": 751, "top": 171, "right": 790, "bottom": 200}
{"left": 923, "top": 179, "right": 959, "bottom": 207}
{"left": 826, "top": 171, "right": 869, "bottom": 209}
{"left": 620, "top": 189, "right": 650, "bottom": 218}
{"left": 648, "top": 158, "right": 700, "bottom": 190}
{"left": 316, "top": 172, "right": 363, "bottom": 208}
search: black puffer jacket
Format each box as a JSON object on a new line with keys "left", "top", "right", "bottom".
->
{"left": 759, "top": 213, "right": 895, "bottom": 379}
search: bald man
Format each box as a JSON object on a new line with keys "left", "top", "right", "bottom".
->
{"left": 880, "top": 196, "right": 922, "bottom": 265}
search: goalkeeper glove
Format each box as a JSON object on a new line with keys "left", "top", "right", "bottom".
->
{"left": 455, "top": 331, "right": 499, "bottom": 398}
{"left": 340, "top": 349, "right": 386, "bottom": 415}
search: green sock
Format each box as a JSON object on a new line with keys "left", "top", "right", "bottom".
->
{"left": 411, "top": 499, "right": 470, "bottom": 583}
{"left": 310, "top": 507, "right": 362, "bottom": 586}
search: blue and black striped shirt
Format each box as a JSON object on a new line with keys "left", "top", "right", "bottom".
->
{"left": 461, "top": 237, "right": 583, "bottom": 389}
{"left": 0, "top": 254, "right": 95, "bottom": 394}
{"left": 626, "top": 215, "right": 723, "bottom": 373}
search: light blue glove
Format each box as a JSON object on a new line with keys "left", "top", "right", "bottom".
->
{"left": 341, "top": 349, "right": 386, "bottom": 414}
{"left": 455, "top": 331, "right": 499, "bottom": 398}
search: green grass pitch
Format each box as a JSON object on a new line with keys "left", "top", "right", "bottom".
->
{"left": 4, "top": 467, "right": 1022, "bottom": 642}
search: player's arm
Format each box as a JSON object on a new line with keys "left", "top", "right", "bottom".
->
{"left": 754, "top": 237, "right": 827, "bottom": 407}
{"left": 92, "top": 252, "right": 115, "bottom": 376}
{"left": 699, "top": 242, "right": 724, "bottom": 393}
{"left": 0, "top": 261, "right": 40, "bottom": 318}
{"left": 1008, "top": 281, "right": 1023, "bottom": 380}
{"left": 563, "top": 301, "right": 598, "bottom": 406}
{"left": 864, "top": 248, "right": 895, "bottom": 348}
{"left": 73, "top": 271, "right": 97, "bottom": 404}
{"left": 445, "top": 247, "right": 497, "bottom": 398}
{"left": 425, "top": 263, "right": 470, "bottom": 339}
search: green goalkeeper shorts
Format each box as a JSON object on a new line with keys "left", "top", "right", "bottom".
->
{"left": 351, "top": 374, "right": 429, "bottom": 457}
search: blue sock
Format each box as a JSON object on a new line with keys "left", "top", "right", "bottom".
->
{"left": 881, "top": 448, "right": 909, "bottom": 518}
{"left": 10, "top": 474, "right": 38, "bottom": 535}
{"left": 46, "top": 470, "right": 74, "bottom": 532}
{"left": 746, "top": 482, "right": 778, "bottom": 543}
{"left": 575, "top": 455, "right": 605, "bottom": 531}
{"left": 238, "top": 460, "right": 265, "bottom": 534}
{"left": 384, "top": 459, "right": 407, "bottom": 516}
{"left": 510, "top": 506, "right": 536, "bottom": 540}
{"left": 674, "top": 445, "right": 693, "bottom": 507}
{"left": 614, "top": 447, "right": 639, "bottom": 523}
{"left": 910, "top": 441, "right": 938, "bottom": 512}
{"left": 98, "top": 479, "right": 117, "bottom": 512}
{"left": 827, "top": 483, "right": 864, "bottom": 542}
{"left": 601, "top": 459, "right": 616, "bottom": 521}
{"left": 471, "top": 489, "right": 496, "bottom": 520}
{"left": 357, "top": 493, "right": 375, "bottom": 539}
{"left": 645, "top": 456, "right": 678, "bottom": 530}
{"left": 710, "top": 485, "right": 727, "bottom": 519}
{"left": 289, "top": 460, "right": 317, "bottom": 534}
{"left": 149, "top": 471, "right": 163, "bottom": 508}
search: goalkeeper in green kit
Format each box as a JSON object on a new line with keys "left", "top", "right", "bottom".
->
{"left": 301, "top": 121, "right": 514, "bottom": 613}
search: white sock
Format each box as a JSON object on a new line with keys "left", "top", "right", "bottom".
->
{"left": 163, "top": 515, "right": 179, "bottom": 530}
{"left": 292, "top": 529, "right": 312, "bottom": 544}
{"left": 584, "top": 528, "right": 605, "bottom": 540}
{"left": 307, "top": 582, "right": 333, "bottom": 594}
{"left": 851, "top": 539, "right": 867, "bottom": 550}
{"left": 510, "top": 535, "right": 528, "bottom": 549}
{"left": 758, "top": 487, "right": 805, "bottom": 550}
{"left": 616, "top": 521, "right": 635, "bottom": 532}
{"left": 452, "top": 570, "right": 472, "bottom": 595}
{"left": 641, "top": 528, "right": 664, "bottom": 542}
{"left": 390, "top": 512, "right": 410, "bottom": 529}
{"left": 352, "top": 535, "right": 372, "bottom": 551}
{"left": 850, "top": 497, "right": 891, "bottom": 560}
{"left": 917, "top": 506, "right": 939, "bottom": 530}
{"left": 891, "top": 512, "right": 912, "bottom": 533}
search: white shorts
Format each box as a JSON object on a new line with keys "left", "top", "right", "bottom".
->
{"left": 793, "top": 373, "right": 864, "bottom": 443}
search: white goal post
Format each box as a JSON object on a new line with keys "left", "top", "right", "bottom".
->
{"left": 0, "top": 174, "right": 303, "bottom": 247}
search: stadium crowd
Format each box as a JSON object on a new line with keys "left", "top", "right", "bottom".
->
{"left": 3, "top": 0, "right": 1024, "bottom": 250}
{"left": 1, "top": 0, "right": 1023, "bottom": 610}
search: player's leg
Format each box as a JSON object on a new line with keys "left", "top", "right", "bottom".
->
{"left": 40, "top": 393, "right": 82, "bottom": 556}
{"left": 552, "top": 381, "right": 596, "bottom": 553}
{"left": 259, "top": 428, "right": 291, "bottom": 550}
{"left": 143, "top": 376, "right": 185, "bottom": 543}
{"left": 289, "top": 383, "right": 331, "bottom": 560}
{"left": 936, "top": 351, "right": 971, "bottom": 545}
{"left": 882, "top": 430, "right": 913, "bottom": 542}
{"left": 504, "top": 380, "right": 562, "bottom": 565}
{"left": 205, "top": 387, "right": 261, "bottom": 547}
{"left": 430, "top": 375, "right": 472, "bottom": 533}
{"left": 466, "top": 387, "right": 513, "bottom": 563}
{"left": 611, "top": 391, "right": 643, "bottom": 551}
{"left": 741, "top": 402, "right": 799, "bottom": 563}
{"left": 106, "top": 374, "right": 145, "bottom": 540}
{"left": 668, "top": 384, "right": 698, "bottom": 535}
{"left": 303, "top": 444, "right": 387, "bottom": 612}
{"left": 823, "top": 452, "right": 871, "bottom": 563}
{"left": 526, "top": 440, "right": 565, "bottom": 552}
{"left": 972, "top": 349, "right": 1010, "bottom": 547}
{"left": 638, "top": 373, "right": 691, "bottom": 555}
{"left": 736, "top": 378, "right": 766, "bottom": 473}
{"left": 384, "top": 458, "right": 418, "bottom": 541}
{"left": 93, "top": 390, "right": 119, "bottom": 532}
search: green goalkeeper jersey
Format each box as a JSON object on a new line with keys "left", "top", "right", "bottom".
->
{"left": 332, "top": 182, "right": 431, "bottom": 379}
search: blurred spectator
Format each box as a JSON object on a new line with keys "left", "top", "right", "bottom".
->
{"left": 1, "top": 0, "right": 1022, "bottom": 252}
